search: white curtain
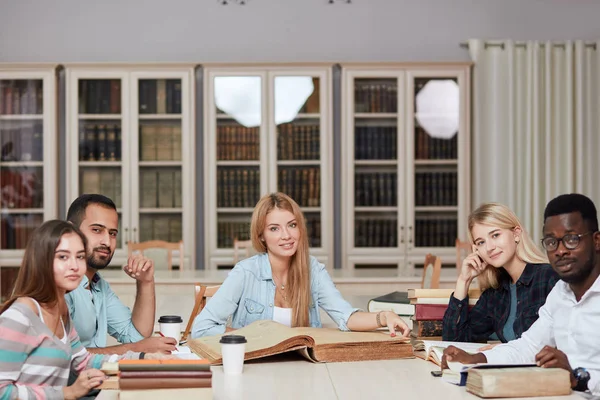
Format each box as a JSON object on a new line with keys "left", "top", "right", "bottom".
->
{"left": 469, "top": 39, "right": 600, "bottom": 239}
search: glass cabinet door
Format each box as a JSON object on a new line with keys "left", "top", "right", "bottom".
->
{"left": 274, "top": 76, "right": 323, "bottom": 248}
{"left": 76, "top": 78, "right": 125, "bottom": 249}
{"left": 0, "top": 78, "right": 45, "bottom": 251}
{"left": 213, "top": 76, "right": 262, "bottom": 250}
{"left": 352, "top": 77, "right": 399, "bottom": 249}
{"left": 410, "top": 76, "right": 460, "bottom": 249}
{"left": 136, "top": 78, "right": 184, "bottom": 245}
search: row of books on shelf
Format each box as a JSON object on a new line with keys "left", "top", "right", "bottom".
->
{"left": 278, "top": 167, "right": 321, "bottom": 207}
{"left": 1, "top": 167, "right": 43, "bottom": 209}
{"left": 277, "top": 123, "right": 321, "bottom": 161}
{"left": 216, "top": 168, "right": 260, "bottom": 208}
{"left": 414, "top": 219, "right": 458, "bottom": 247}
{"left": 80, "top": 169, "right": 123, "bottom": 208}
{"left": 1, "top": 214, "right": 43, "bottom": 249}
{"left": 0, "top": 80, "right": 43, "bottom": 115}
{"left": 354, "top": 81, "right": 397, "bottom": 113}
{"left": 216, "top": 216, "right": 322, "bottom": 248}
{"left": 217, "top": 221, "right": 250, "bottom": 248}
{"left": 138, "top": 216, "right": 182, "bottom": 243}
{"left": 354, "top": 126, "right": 397, "bottom": 160}
{"left": 139, "top": 124, "right": 182, "bottom": 161}
{"left": 415, "top": 172, "right": 457, "bottom": 206}
{"left": 216, "top": 125, "right": 259, "bottom": 161}
{"left": 354, "top": 219, "right": 398, "bottom": 248}
{"left": 415, "top": 127, "right": 458, "bottom": 160}
{"left": 78, "top": 79, "right": 121, "bottom": 114}
{"left": 353, "top": 218, "right": 458, "bottom": 248}
{"left": 79, "top": 124, "right": 122, "bottom": 161}
{"left": 354, "top": 172, "right": 397, "bottom": 207}
{"left": 1, "top": 126, "right": 44, "bottom": 162}
{"left": 139, "top": 79, "right": 182, "bottom": 114}
{"left": 140, "top": 169, "right": 182, "bottom": 208}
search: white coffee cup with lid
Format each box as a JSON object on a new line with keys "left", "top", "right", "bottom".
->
{"left": 158, "top": 315, "right": 183, "bottom": 342}
{"left": 220, "top": 334, "right": 247, "bottom": 374}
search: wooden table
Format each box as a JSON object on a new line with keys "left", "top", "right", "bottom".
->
{"left": 97, "top": 357, "right": 583, "bottom": 400}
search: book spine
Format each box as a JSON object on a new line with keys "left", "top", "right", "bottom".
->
{"left": 119, "top": 377, "right": 211, "bottom": 390}
{"left": 119, "top": 371, "right": 212, "bottom": 379}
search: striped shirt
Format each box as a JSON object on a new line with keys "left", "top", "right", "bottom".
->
{"left": 0, "top": 300, "right": 140, "bottom": 399}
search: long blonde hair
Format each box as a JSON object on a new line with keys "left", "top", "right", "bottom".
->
{"left": 468, "top": 203, "right": 548, "bottom": 290}
{"left": 250, "top": 192, "right": 311, "bottom": 327}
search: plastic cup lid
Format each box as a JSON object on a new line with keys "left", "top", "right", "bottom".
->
{"left": 219, "top": 334, "right": 247, "bottom": 344}
{"left": 158, "top": 315, "right": 183, "bottom": 323}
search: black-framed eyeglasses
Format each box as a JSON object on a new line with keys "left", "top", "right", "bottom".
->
{"left": 541, "top": 232, "right": 594, "bottom": 251}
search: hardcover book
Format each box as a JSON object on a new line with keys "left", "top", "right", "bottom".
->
{"left": 188, "top": 320, "right": 413, "bottom": 364}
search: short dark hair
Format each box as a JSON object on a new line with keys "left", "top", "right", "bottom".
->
{"left": 543, "top": 193, "right": 598, "bottom": 232}
{"left": 66, "top": 194, "right": 117, "bottom": 228}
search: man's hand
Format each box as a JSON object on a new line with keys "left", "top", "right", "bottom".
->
{"left": 123, "top": 254, "right": 155, "bottom": 283}
{"left": 441, "top": 345, "right": 487, "bottom": 369}
{"left": 133, "top": 337, "right": 177, "bottom": 354}
{"left": 535, "top": 346, "right": 576, "bottom": 388}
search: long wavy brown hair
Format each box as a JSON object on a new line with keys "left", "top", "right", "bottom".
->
{"left": 468, "top": 203, "right": 548, "bottom": 290}
{"left": 0, "top": 220, "right": 88, "bottom": 320}
{"left": 251, "top": 192, "right": 311, "bottom": 327}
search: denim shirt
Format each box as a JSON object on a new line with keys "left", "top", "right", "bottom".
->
{"left": 65, "top": 273, "right": 145, "bottom": 348}
{"left": 191, "top": 253, "right": 360, "bottom": 338}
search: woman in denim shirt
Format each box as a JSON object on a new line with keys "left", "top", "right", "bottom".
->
{"left": 192, "top": 192, "right": 410, "bottom": 338}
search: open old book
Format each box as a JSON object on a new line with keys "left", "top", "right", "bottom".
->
{"left": 413, "top": 339, "right": 485, "bottom": 367}
{"left": 187, "top": 320, "right": 414, "bottom": 364}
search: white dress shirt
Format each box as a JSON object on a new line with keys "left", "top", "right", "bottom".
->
{"left": 483, "top": 274, "right": 600, "bottom": 395}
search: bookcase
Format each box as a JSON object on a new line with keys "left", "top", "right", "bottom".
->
{"left": 0, "top": 65, "right": 58, "bottom": 267}
{"left": 65, "top": 65, "right": 195, "bottom": 268}
{"left": 341, "top": 64, "right": 471, "bottom": 275}
{"left": 204, "top": 66, "right": 332, "bottom": 270}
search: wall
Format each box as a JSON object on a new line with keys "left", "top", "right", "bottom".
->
{"left": 1, "top": 0, "right": 599, "bottom": 63}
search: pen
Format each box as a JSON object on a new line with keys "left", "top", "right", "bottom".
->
{"left": 158, "top": 332, "right": 165, "bottom": 337}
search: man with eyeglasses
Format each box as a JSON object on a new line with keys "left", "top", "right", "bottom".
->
{"left": 442, "top": 193, "right": 600, "bottom": 395}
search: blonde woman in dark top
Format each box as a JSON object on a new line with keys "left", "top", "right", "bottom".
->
{"left": 442, "top": 203, "right": 559, "bottom": 343}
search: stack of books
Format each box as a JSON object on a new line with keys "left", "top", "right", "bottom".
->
{"left": 367, "top": 291, "right": 414, "bottom": 330}
{"left": 102, "top": 359, "right": 212, "bottom": 399}
{"left": 407, "top": 288, "right": 481, "bottom": 340}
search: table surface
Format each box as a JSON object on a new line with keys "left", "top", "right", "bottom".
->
{"left": 97, "top": 357, "right": 584, "bottom": 400}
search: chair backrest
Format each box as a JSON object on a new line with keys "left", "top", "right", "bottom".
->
{"left": 181, "top": 284, "right": 221, "bottom": 342}
{"left": 233, "top": 238, "right": 253, "bottom": 265}
{"left": 421, "top": 254, "right": 442, "bottom": 289}
{"left": 455, "top": 238, "right": 472, "bottom": 276}
{"left": 127, "top": 240, "right": 184, "bottom": 271}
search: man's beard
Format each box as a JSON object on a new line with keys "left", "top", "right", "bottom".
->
{"left": 87, "top": 247, "right": 113, "bottom": 270}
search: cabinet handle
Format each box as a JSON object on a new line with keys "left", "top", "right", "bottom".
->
{"left": 132, "top": 227, "right": 137, "bottom": 242}
{"left": 124, "top": 228, "right": 129, "bottom": 244}
{"left": 408, "top": 226, "right": 413, "bottom": 244}
{"left": 400, "top": 225, "right": 404, "bottom": 244}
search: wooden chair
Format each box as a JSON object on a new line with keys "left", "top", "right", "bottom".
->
{"left": 181, "top": 284, "right": 221, "bottom": 342}
{"left": 127, "top": 240, "right": 184, "bottom": 271}
{"left": 421, "top": 254, "right": 442, "bottom": 289}
{"left": 455, "top": 238, "right": 472, "bottom": 276}
{"left": 233, "top": 238, "right": 253, "bottom": 265}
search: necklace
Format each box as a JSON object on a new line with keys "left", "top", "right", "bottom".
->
{"left": 272, "top": 275, "right": 288, "bottom": 301}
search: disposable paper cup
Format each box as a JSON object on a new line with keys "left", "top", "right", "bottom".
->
{"left": 220, "top": 335, "right": 247, "bottom": 374}
{"left": 158, "top": 315, "right": 183, "bottom": 342}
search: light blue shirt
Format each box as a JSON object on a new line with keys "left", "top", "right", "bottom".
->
{"left": 65, "top": 273, "right": 145, "bottom": 348}
{"left": 191, "top": 253, "right": 360, "bottom": 338}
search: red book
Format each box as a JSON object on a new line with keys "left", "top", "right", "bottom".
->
{"left": 414, "top": 304, "right": 448, "bottom": 320}
{"left": 414, "top": 303, "right": 474, "bottom": 320}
